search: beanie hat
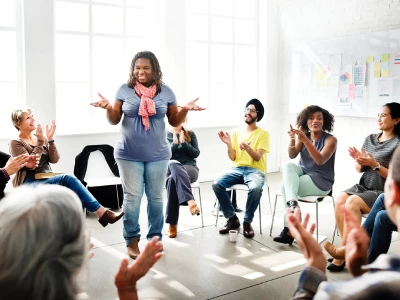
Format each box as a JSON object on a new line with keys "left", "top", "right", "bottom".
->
{"left": 245, "top": 98, "right": 264, "bottom": 122}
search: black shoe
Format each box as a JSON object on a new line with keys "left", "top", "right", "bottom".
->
{"left": 327, "top": 262, "right": 345, "bottom": 272}
{"left": 327, "top": 257, "right": 334, "bottom": 263}
{"left": 243, "top": 222, "right": 254, "bottom": 238}
{"left": 273, "top": 227, "right": 294, "bottom": 245}
{"left": 288, "top": 200, "right": 299, "bottom": 213}
{"left": 219, "top": 216, "right": 240, "bottom": 234}
{"left": 234, "top": 206, "right": 243, "bottom": 213}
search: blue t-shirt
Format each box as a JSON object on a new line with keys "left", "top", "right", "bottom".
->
{"left": 114, "top": 83, "right": 177, "bottom": 162}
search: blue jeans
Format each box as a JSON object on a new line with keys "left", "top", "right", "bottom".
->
{"left": 212, "top": 167, "right": 264, "bottom": 223}
{"left": 24, "top": 174, "right": 101, "bottom": 212}
{"left": 116, "top": 159, "right": 169, "bottom": 246}
{"left": 362, "top": 193, "right": 397, "bottom": 263}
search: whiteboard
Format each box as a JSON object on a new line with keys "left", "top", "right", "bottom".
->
{"left": 290, "top": 29, "right": 400, "bottom": 118}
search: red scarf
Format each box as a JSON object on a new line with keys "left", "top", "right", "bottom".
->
{"left": 134, "top": 82, "right": 157, "bottom": 131}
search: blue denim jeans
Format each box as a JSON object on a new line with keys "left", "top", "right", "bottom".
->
{"left": 212, "top": 167, "right": 264, "bottom": 223}
{"left": 362, "top": 193, "right": 397, "bottom": 263}
{"left": 24, "top": 174, "right": 101, "bottom": 212}
{"left": 116, "top": 159, "right": 169, "bottom": 246}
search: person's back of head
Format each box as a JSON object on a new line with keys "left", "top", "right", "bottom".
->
{"left": 0, "top": 185, "right": 86, "bottom": 300}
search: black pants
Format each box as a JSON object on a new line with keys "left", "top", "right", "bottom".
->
{"left": 165, "top": 160, "right": 199, "bottom": 225}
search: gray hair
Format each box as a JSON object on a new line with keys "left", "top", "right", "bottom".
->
{"left": 0, "top": 185, "right": 86, "bottom": 300}
{"left": 11, "top": 107, "right": 34, "bottom": 130}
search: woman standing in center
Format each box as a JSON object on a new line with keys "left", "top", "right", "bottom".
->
{"left": 91, "top": 51, "right": 204, "bottom": 259}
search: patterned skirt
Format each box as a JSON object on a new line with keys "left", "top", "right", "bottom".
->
{"left": 343, "top": 184, "right": 383, "bottom": 208}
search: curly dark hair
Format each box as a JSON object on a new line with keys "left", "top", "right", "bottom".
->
{"left": 127, "top": 51, "right": 163, "bottom": 93}
{"left": 296, "top": 105, "right": 335, "bottom": 133}
{"left": 383, "top": 102, "right": 400, "bottom": 137}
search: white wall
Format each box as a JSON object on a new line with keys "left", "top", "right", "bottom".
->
{"left": 278, "top": 0, "right": 400, "bottom": 189}
{"left": 0, "top": 0, "right": 281, "bottom": 182}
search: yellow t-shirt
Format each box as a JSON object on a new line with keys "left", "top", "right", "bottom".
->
{"left": 231, "top": 127, "right": 270, "bottom": 172}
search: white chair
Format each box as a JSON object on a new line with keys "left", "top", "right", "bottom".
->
{"left": 270, "top": 190, "right": 334, "bottom": 243}
{"left": 84, "top": 150, "right": 122, "bottom": 210}
{"left": 190, "top": 181, "right": 204, "bottom": 227}
{"left": 215, "top": 183, "right": 271, "bottom": 234}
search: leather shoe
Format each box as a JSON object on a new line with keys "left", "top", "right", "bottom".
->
{"left": 219, "top": 216, "right": 240, "bottom": 234}
{"left": 98, "top": 210, "right": 124, "bottom": 227}
{"left": 168, "top": 225, "right": 177, "bottom": 238}
{"left": 327, "top": 261, "right": 345, "bottom": 272}
{"left": 243, "top": 222, "right": 254, "bottom": 238}
{"left": 189, "top": 204, "right": 201, "bottom": 216}
{"left": 324, "top": 241, "right": 345, "bottom": 259}
{"left": 127, "top": 237, "right": 140, "bottom": 259}
{"left": 273, "top": 227, "right": 294, "bottom": 245}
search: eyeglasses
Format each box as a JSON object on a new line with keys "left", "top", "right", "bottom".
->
{"left": 377, "top": 113, "right": 387, "bottom": 118}
{"left": 245, "top": 107, "right": 258, "bottom": 113}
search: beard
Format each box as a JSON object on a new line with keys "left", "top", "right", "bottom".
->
{"left": 245, "top": 115, "right": 257, "bottom": 125}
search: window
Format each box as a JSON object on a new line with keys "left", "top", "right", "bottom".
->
{"left": 0, "top": 0, "right": 24, "bottom": 137}
{"left": 54, "top": 0, "right": 161, "bottom": 134}
{"left": 185, "top": 0, "right": 263, "bottom": 128}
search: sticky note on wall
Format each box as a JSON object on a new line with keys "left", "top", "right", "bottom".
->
{"left": 382, "top": 70, "right": 389, "bottom": 77}
{"left": 367, "top": 56, "right": 373, "bottom": 63}
{"left": 374, "top": 70, "right": 381, "bottom": 78}
{"left": 381, "top": 54, "right": 390, "bottom": 62}
{"left": 374, "top": 62, "right": 381, "bottom": 71}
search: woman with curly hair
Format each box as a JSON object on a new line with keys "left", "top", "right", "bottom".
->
{"left": 324, "top": 102, "right": 400, "bottom": 272}
{"left": 273, "top": 105, "right": 337, "bottom": 245}
{"left": 91, "top": 51, "right": 204, "bottom": 259}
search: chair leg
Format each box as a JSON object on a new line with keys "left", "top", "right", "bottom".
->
{"left": 316, "top": 200, "right": 319, "bottom": 243}
{"left": 332, "top": 196, "right": 338, "bottom": 243}
{"left": 267, "top": 185, "right": 272, "bottom": 215}
{"left": 197, "top": 187, "right": 204, "bottom": 228}
{"left": 269, "top": 194, "right": 279, "bottom": 236}
{"left": 115, "top": 184, "right": 121, "bottom": 210}
{"left": 215, "top": 198, "right": 220, "bottom": 226}
{"left": 259, "top": 200, "right": 262, "bottom": 234}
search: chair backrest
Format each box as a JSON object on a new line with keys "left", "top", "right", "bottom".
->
{"left": 85, "top": 150, "right": 116, "bottom": 179}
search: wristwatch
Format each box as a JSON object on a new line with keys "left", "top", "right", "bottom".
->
{"left": 373, "top": 163, "right": 381, "bottom": 171}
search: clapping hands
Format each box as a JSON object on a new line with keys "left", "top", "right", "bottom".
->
{"left": 218, "top": 131, "right": 231, "bottom": 146}
{"left": 349, "top": 147, "right": 378, "bottom": 168}
{"left": 289, "top": 125, "right": 308, "bottom": 143}
{"left": 286, "top": 208, "right": 327, "bottom": 273}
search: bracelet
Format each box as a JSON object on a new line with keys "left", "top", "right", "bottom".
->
{"left": 289, "top": 146, "right": 295, "bottom": 148}
{"left": 0, "top": 168, "right": 10, "bottom": 181}
{"left": 48, "top": 140, "right": 55, "bottom": 143}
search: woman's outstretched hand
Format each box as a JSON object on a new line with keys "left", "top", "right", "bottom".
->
{"left": 91, "top": 93, "right": 111, "bottom": 109}
{"left": 182, "top": 98, "right": 205, "bottom": 111}
{"left": 115, "top": 237, "right": 163, "bottom": 300}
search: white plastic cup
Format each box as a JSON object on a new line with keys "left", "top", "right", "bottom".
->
{"left": 229, "top": 230, "right": 238, "bottom": 242}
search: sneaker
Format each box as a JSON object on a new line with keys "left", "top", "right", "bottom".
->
{"left": 273, "top": 227, "right": 294, "bottom": 245}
